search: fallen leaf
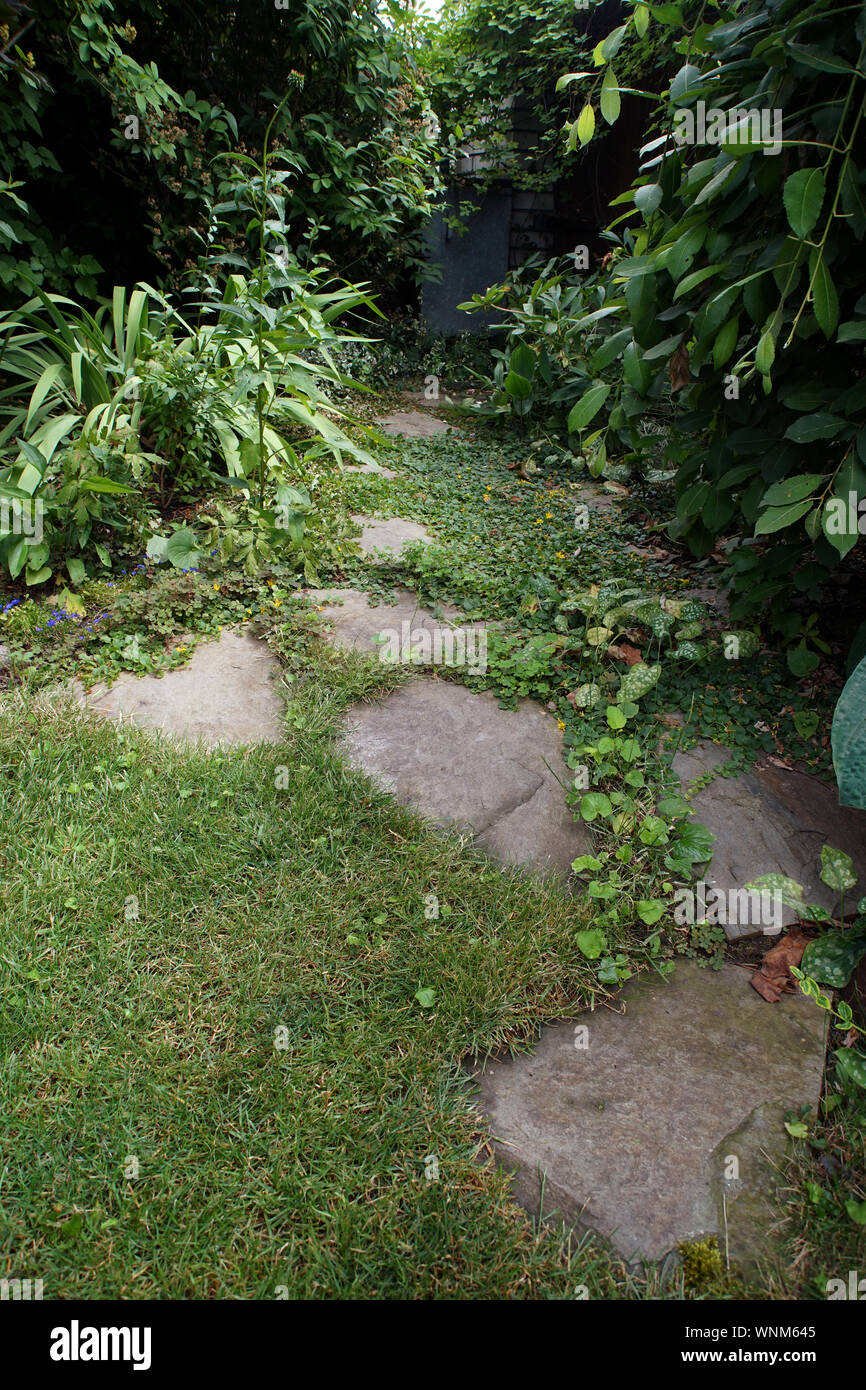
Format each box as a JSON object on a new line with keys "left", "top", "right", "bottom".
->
{"left": 607, "top": 642, "right": 643, "bottom": 666}
{"left": 750, "top": 927, "right": 811, "bottom": 1002}
{"left": 669, "top": 342, "right": 690, "bottom": 391}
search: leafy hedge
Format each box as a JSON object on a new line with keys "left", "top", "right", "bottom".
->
{"left": 463, "top": 0, "right": 866, "bottom": 655}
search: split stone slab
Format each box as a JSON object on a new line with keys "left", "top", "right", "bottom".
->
{"left": 376, "top": 409, "right": 454, "bottom": 438}
{"left": 674, "top": 742, "right": 866, "bottom": 938}
{"left": 473, "top": 958, "right": 827, "bottom": 1271}
{"left": 351, "top": 514, "right": 434, "bottom": 558}
{"left": 75, "top": 628, "right": 285, "bottom": 748}
{"left": 571, "top": 482, "right": 621, "bottom": 515}
{"left": 344, "top": 461, "right": 398, "bottom": 479}
{"left": 341, "top": 676, "right": 590, "bottom": 877}
{"left": 305, "top": 586, "right": 485, "bottom": 663}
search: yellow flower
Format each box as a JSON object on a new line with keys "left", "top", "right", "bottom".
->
{"left": 274, "top": 599, "right": 281, "bottom": 607}
{"left": 557, "top": 719, "right": 565, "bottom": 731}
{"left": 555, "top": 551, "right": 565, "bottom": 559}
{"left": 213, "top": 583, "right": 220, "bottom": 591}
{"left": 545, "top": 512, "right": 553, "bottom": 520}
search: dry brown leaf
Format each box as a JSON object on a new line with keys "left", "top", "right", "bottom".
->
{"left": 669, "top": 342, "right": 690, "bottom": 392}
{"left": 607, "top": 642, "right": 643, "bottom": 666}
{"left": 750, "top": 927, "right": 811, "bottom": 1003}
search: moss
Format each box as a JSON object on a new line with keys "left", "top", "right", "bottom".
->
{"left": 678, "top": 1237, "right": 725, "bottom": 1291}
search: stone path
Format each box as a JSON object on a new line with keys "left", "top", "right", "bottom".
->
{"left": 343, "top": 678, "right": 589, "bottom": 877}
{"left": 75, "top": 628, "right": 285, "bottom": 748}
{"left": 474, "top": 958, "right": 826, "bottom": 1272}
{"left": 351, "top": 514, "right": 433, "bottom": 558}
{"left": 377, "top": 409, "right": 454, "bottom": 438}
{"left": 68, "top": 399, "right": 834, "bottom": 1277}
{"left": 305, "top": 586, "right": 483, "bottom": 657}
{"left": 674, "top": 742, "right": 866, "bottom": 939}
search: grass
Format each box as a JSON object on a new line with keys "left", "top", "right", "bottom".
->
{"left": 0, "top": 631, "right": 637, "bottom": 1299}
{"left": 0, "top": 416, "right": 859, "bottom": 1299}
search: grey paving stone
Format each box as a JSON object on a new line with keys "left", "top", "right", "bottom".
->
{"left": 305, "top": 586, "right": 485, "bottom": 667}
{"left": 472, "top": 958, "right": 827, "bottom": 1271}
{"left": 341, "top": 676, "right": 590, "bottom": 878}
{"left": 344, "top": 461, "right": 398, "bottom": 478}
{"left": 376, "top": 409, "right": 454, "bottom": 437}
{"left": 76, "top": 628, "right": 285, "bottom": 748}
{"left": 351, "top": 514, "right": 434, "bottom": 557}
{"left": 674, "top": 742, "right": 866, "bottom": 939}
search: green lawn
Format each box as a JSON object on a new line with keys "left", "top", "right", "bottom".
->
{"left": 0, "top": 650, "right": 622, "bottom": 1299}
{"left": 0, "top": 429, "right": 854, "bottom": 1300}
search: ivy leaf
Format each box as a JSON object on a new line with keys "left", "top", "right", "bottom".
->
{"left": 571, "top": 854, "right": 605, "bottom": 874}
{"left": 810, "top": 251, "right": 839, "bottom": 338}
{"left": 635, "top": 183, "right": 662, "bottom": 215}
{"left": 600, "top": 67, "right": 621, "bottom": 125}
{"left": 784, "top": 413, "right": 846, "bottom": 443}
{"left": 832, "top": 654, "right": 866, "bottom": 809}
{"left": 576, "top": 103, "right": 596, "bottom": 147}
{"left": 713, "top": 316, "right": 739, "bottom": 368}
{"left": 761, "top": 474, "right": 823, "bottom": 506}
{"left": 755, "top": 328, "right": 775, "bottom": 376}
{"left": 754, "top": 498, "right": 814, "bottom": 534}
{"left": 783, "top": 168, "right": 825, "bottom": 239}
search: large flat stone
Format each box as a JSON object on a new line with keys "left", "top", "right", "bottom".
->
{"left": 473, "top": 959, "right": 827, "bottom": 1271}
{"left": 305, "top": 587, "right": 485, "bottom": 667}
{"left": 376, "top": 410, "right": 454, "bottom": 438}
{"left": 344, "top": 461, "right": 398, "bottom": 479}
{"left": 341, "top": 677, "right": 589, "bottom": 877}
{"left": 77, "top": 628, "right": 285, "bottom": 748}
{"left": 674, "top": 743, "right": 866, "bottom": 939}
{"left": 351, "top": 514, "right": 434, "bottom": 558}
